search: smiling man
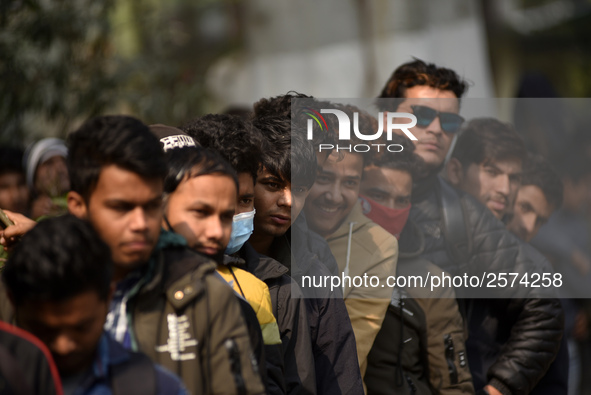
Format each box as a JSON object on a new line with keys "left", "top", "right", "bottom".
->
{"left": 303, "top": 105, "right": 398, "bottom": 383}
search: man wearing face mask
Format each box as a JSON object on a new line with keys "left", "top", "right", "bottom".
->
{"left": 180, "top": 115, "right": 315, "bottom": 395}
{"left": 151, "top": 125, "right": 283, "bottom": 394}
{"left": 362, "top": 135, "right": 474, "bottom": 394}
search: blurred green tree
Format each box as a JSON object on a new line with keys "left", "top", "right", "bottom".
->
{"left": 0, "top": 0, "right": 115, "bottom": 144}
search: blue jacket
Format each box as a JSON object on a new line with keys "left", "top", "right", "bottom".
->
{"left": 67, "top": 333, "right": 187, "bottom": 395}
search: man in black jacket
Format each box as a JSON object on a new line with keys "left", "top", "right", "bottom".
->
{"left": 249, "top": 107, "right": 363, "bottom": 395}
{"left": 378, "top": 59, "right": 564, "bottom": 395}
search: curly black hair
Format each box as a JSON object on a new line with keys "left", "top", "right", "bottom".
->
{"left": 522, "top": 154, "right": 563, "bottom": 211}
{"left": 179, "top": 114, "right": 262, "bottom": 184}
{"left": 377, "top": 58, "right": 468, "bottom": 111}
{"left": 67, "top": 115, "right": 166, "bottom": 202}
{"left": 3, "top": 215, "right": 113, "bottom": 305}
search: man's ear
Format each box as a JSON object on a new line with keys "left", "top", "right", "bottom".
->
{"left": 67, "top": 191, "right": 88, "bottom": 219}
{"left": 446, "top": 158, "right": 464, "bottom": 187}
{"left": 6, "top": 290, "right": 15, "bottom": 307}
{"left": 107, "top": 282, "right": 115, "bottom": 304}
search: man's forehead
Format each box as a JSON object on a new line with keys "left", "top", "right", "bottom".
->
{"left": 481, "top": 157, "right": 523, "bottom": 173}
{"left": 90, "top": 165, "right": 163, "bottom": 201}
{"left": 398, "top": 86, "right": 460, "bottom": 111}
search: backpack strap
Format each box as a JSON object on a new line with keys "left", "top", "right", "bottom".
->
{"left": 0, "top": 343, "right": 31, "bottom": 395}
{"left": 438, "top": 178, "right": 474, "bottom": 323}
{"left": 438, "top": 178, "right": 472, "bottom": 272}
{"left": 111, "top": 351, "right": 157, "bottom": 395}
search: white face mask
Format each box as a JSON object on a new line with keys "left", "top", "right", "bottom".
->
{"left": 225, "top": 209, "right": 256, "bottom": 255}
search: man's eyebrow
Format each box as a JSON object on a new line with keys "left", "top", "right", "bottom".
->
{"left": 365, "top": 186, "right": 388, "bottom": 194}
{"left": 259, "top": 175, "right": 283, "bottom": 183}
{"left": 239, "top": 193, "right": 255, "bottom": 198}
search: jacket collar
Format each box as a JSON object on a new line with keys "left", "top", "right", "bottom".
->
{"left": 139, "top": 230, "right": 217, "bottom": 311}
{"left": 239, "top": 242, "right": 289, "bottom": 282}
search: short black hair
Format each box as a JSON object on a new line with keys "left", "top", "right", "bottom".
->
{"left": 179, "top": 114, "right": 263, "bottom": 184}
{"left": 67, "top": 115, "right": 166, "bottom": 201}
{"left": 253, "top": 91, "right": 311, "bottom": 119}
{"left": 163, "top": 146, "right": 239, "bottom": 199}
{"left": 377, "top": 58, "right": 468, "bottom": 111}
{"left": 0, "top": 147, "right": 25, "bottom": 176}
{"left": 452, "top": 118, "right": 527, "bottom": 169}
{"left": 252, "top": 115, "right": 317, "bottom": 189}
{"left": 3, "top": 215, "right": 113, "bottom": 306}
{"left": 521, "top": 154, "right": 563, "bottom": 211}
{"left": 367, "top": 133, "right": 424, "bottom": 180}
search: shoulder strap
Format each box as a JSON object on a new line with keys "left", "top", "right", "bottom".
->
{"left": 438, "top": 178, "right": 472, "bottom": 271}
{"left": 0, "top": 343, "right": 31, "bottom": 395}
{"left": 111, "top": 351, "right": 157, "bottom": 395}
{"left": 438, "top": 178, "right": 474, "bottom": 324}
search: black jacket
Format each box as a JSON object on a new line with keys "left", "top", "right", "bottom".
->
{"left": 0, "top": 321, "right": 62, "bottom": 395}
{"left": 398, "top": 175, "right": 564, "bottom": 395}
{"left": 270, "top": 215, "right": 364, "bottom": 395}
{"left": 240, "top": 242, "right": 317, "bottom": 394}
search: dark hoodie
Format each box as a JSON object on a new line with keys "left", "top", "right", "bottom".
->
{"left": 270, "top": 214, "right": 364, "bottom": 395}
{"left": 240, "top": 242, "right": 317, "bottom": 394}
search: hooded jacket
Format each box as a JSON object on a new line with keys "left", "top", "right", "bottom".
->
{"left": 128, "top": 233, "right": 266, "bottom": 395}
{"left": 218, "top": 255, "right": 285, "bottom": 395}
{"left": 240, "top": 242, "right": 317, "bottom": 395}
{"left": 270, "top": 215, "right": 364, "bottom": 395}
{"left": 325, "top": 201, "right": 398, "bottom": 377}
{"left": 398, "top": 174, "right": 563, "bottom": 395}
{"left": 365, "top": 219, "right": 474, "bottom": 395}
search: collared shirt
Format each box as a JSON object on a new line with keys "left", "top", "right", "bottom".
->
{"left": 64, "top": 333, "right": 187, "bottom": 395}
{"left": 104, "top": 270, "right": 143, "bottom": 349}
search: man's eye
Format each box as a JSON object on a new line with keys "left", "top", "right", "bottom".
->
{"left": 239, "top": 198, "right": 253, "bottom": 205}
{"left": 369, "top": 193, "right": 386, "bottom": 201}
{"left": 191, "top": 209, "right": 207, "bottom": 217}
{"left": 485, "top": 168, "right": 499, "bottom": 176}
{"left": 293, "top": 187, "right": 308, "bottom": 194}
{"left": 315, "top": 175, "right": 330, "bottom": 184}
{"left": 397, "top": 197, "right": 410, "bottom": 206}
{"left": 345, "top": 180, "right": 359, "bottom": 188}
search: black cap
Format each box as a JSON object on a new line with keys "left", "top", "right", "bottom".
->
{"left": 149, "top": 124, "right": 198, "bottom": 152}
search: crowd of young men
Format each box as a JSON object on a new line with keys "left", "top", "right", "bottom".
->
{"left": 0, "top": 59, "right": 579, "bottom": 395}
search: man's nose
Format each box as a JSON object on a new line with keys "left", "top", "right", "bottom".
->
{"left": 205, "top": 215, "right": 224, "bottom": 241}
{"left": 325, "top": 183, "right": 345, "bottom": 205}
{"left": 277, "top": 188, "right": 292, "bottom": 207}
{"left": 523, "top": 213, "right": 537, "bottom": 238}
{"left": 425, "top": 116, "right": 444, "bottom": 136}
{"left": 129, "top": 207, "right": 148, "bottom": 231}
{"left": 496, "top": 174, "right": 511, "bottom": 197}
{"left": 50, "top": 334, "right": 77, "bottom": 356}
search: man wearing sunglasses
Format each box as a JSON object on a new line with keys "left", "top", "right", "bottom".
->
{"left": 378, "top": 60, "right": 563, "bottom": 395}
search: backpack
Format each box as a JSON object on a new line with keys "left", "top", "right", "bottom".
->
{"left": 110, "top": 351, "right": 157, "bottom": 395}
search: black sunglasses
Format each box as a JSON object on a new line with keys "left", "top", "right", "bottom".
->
{"left": 410, "top": 105, "right": 464, "bottom": 133}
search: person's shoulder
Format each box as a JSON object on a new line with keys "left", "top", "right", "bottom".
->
{"left": 154, "top": 364, "right": 189, "bottom": 395}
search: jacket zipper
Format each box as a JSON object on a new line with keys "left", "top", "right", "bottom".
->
{"left": 444, "top": 334, "right": 458, "bottom": 384}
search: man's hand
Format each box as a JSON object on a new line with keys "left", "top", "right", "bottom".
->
{"left": 0, "top": 209, "right": 36, "bottom": 252}
{"left": 484, "top": 384, "right": 503, "bottom": 395}
{"left": 571, "top": 250, "right": 591, "bottom": 275}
